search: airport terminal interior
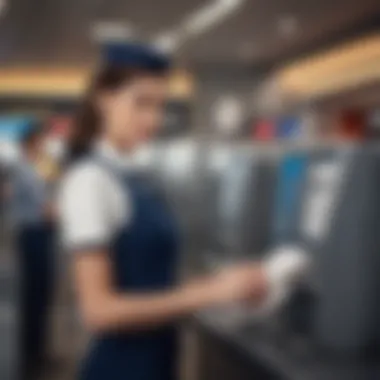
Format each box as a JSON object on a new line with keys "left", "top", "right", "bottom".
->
{"left": 1, "top": 0, "right": 380, "bottom": 379}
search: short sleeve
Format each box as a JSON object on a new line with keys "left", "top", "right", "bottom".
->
{"left": 58, "top": 163, "right": 116, "bottom": 252}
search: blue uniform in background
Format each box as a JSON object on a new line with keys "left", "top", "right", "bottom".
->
{"left": 11, "top": 158, "right": 56, "bottom": 378}
{"left": 79, "top": 156, "right": 180, "bottom": 380}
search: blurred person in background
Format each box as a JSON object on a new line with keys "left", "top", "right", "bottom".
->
{"left": 10, "top": 124, "right": 57, "bottom": 380}
{"left": 0, "top": 159, "right": 11, "bottom": 219}
{"left": 59, "top": 43, "right": 272, "bottom": 380}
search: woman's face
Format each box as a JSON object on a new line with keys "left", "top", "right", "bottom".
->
{"left": 98, "top": 74, "right": 168, "bottom": 149}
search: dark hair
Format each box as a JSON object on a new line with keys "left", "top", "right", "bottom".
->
{"left": 20, "top": 123, "right": 45, "bottom": 150}
{"left": 67, "top": 64, "right": 168, "bottom": 163}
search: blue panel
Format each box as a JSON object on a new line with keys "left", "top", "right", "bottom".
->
{"left": 0, "top": 116, "right": 35, "bottom": 141}
{"left": 277, "top": 117, "right": 302, "bottom": 139}
{"left": 272, "top": 153, "right": 308, "bottom": 244}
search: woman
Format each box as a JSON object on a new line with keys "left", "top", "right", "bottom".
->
{"left": 59, "top": 43, "right": 270, "bottom": 380}
{"left": 11, "top": 125, "right": 56, "bottom": 379}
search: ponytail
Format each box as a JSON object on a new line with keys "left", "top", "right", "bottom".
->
{"left": 67, "top": 88, "right": 99, "bottom": 163}
{"left": 67, "top": 67, "right": 130, "bottom": 164}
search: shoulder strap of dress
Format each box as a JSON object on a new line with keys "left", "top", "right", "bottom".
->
{"left": 89, "top": 153, "right": 145, "bottom": 192}
{"left": 89, "top": 153, "right": 168, "bottom": 204}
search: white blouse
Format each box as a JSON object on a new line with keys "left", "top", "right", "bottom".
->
{"left": 58, "top": 142, "right": 134, "bottom": 251}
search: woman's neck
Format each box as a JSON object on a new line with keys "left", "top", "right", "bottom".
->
{"left": 96, "top": 137, "right": 135, "bottom": 169}
{"left": 99, "top": 135, "right": 135, "bottom": 155}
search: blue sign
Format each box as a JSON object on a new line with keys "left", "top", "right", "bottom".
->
{"left": 0, "top": 116, "right": 35, "bottom": 140}
{"left": 277, "top": 117, "right": 301, "bottom": 139}
{"left": 272, "top": 153, "right": 308, "bottom": 244}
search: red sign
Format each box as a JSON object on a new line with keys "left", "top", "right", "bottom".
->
{"left": 48, "top": 116, "right": 73, "bottom": 139}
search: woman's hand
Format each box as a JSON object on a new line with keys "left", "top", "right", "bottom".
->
{"left": 204, "top": 262, "right": 268, "bottom": 306}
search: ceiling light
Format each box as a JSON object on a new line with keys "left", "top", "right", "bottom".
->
{"left": 91, "top": 21, "right": 135, "bottom": 42}
{"left": 183, "top": 0, "right": 245, "bottom": 37}
{"left": 152, "top": 0, "right": 245, "bottom": 53}
{"left": 275, "top": 33, "right": 380, "bottom": 99}
{"left": 154, "top": 31, "right": 182, "bottom": 53}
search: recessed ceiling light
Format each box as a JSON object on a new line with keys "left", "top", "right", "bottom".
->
{"left": 91, "top": 21, "right": 135, "bottom": 42}
{"left": 154, "top": 31, "right": 182, "bottom": 53}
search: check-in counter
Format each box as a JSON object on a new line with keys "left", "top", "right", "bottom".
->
{"left": 202, "top": 143, "right": 277, "bottom": 265}
{"left": 194, "top": 144, "right": 380, "bottom": 380}
{"left": 194, "top": 314, "right": 380, "bottom": 380}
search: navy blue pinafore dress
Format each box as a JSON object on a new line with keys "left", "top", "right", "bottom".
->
{"left": 80, "top": 158, "right": 180, "bottom": 380}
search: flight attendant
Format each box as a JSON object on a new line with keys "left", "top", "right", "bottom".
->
{"left": 59, "top": 42, "right": 294, "bottom": 380}
{"left": 11, "top": 125, "right": 56, "bottom": 380}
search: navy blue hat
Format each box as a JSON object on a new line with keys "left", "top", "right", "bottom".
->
{"left": 101, "top": 42, "right": 171, "bottom": 71}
